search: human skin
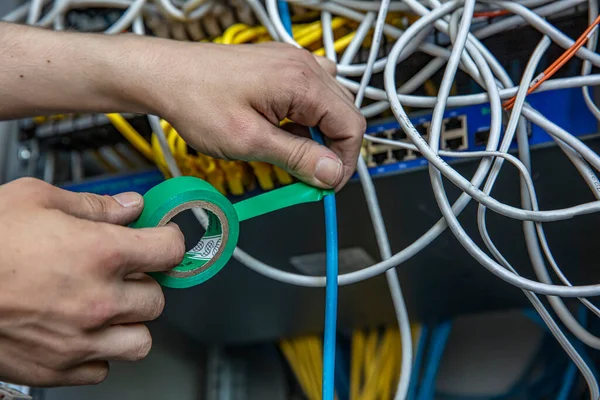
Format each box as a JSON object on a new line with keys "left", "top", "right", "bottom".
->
{"left": 0, "top": 22, "right": 364, "bottom": 386}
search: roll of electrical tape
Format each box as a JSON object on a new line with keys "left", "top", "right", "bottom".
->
{"left": 131, "top": 176, "right": 239, "bottom": 289}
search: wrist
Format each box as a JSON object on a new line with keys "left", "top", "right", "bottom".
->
{"left": 114, "top": 39, "right": 216, "bottom": 120}
{"left": 86, "top": 34, "right": 160, "bottom": 115}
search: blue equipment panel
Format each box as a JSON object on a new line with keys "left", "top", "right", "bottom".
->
{"left": 63, "top": 88, "right": 597, "bottom": 195}
{"left": 364, "top": 87, "right": 598, "bottom": 177}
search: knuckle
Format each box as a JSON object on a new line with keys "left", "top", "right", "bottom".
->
{"left": 79, "top": 193, "right": 109, "bottom": 218}
{"left": 153, "top": 290, "right": 166, "bottom": 320}
{"left": 283, "top": 61, "right": 314, "bottom": 91}
{"left": 170, "top": 233, "right": 186, "bottom": 266}
{"left": 6, "top": 177, "right": 52, "bottom": 200}
{"left": 94, "top": 235, "right": 125, "bottom": 269}
{"left": 285, "top": 139, "right": 313, "bottom": 174}
{"left": 102, "top": 246, "right": 125, "bottom": 269}
{"left": 27, "top": 370, "right": 62, "bottom": 388}
{"left": 223, "top": 114, "right": 262, "bottom": 158}
{"left": 12, "top": 176, "right": 45, "bottom": 189}
{"left": 147, "top": 280, "right": 166, "bottom": 320}
{"left": 357, "top": 114, "right": 367, "bottom": 134}
{"left": 89, "top": 364, "right": 110, "bottom": 385}
{"left": 81, "top": 297, "right": 118, "bottom": 328}
{"left": 52, "top": 341, "right": 87, "bottom": 369}
{"left": 133, "top": 327, "right": 153, "bottom": 361}
{"left": 296, "top": 47, "right": 316, "bottom": 63}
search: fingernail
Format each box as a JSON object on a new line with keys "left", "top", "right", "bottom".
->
{"left": 113, "top": 192, "right": 142, "bottom": 208}
{"left": 315, "top": 156, "right": 342, "bottom": 187}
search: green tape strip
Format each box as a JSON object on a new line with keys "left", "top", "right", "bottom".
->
{"left": 234, "top": 182, "right": 332, "bottom": 221}
{"left": 131, "top": 176, "right": 330, "bottom": 289}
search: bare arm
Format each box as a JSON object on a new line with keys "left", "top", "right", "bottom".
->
{"left": 0, "top": 22, "right": 365, "bottom": 190}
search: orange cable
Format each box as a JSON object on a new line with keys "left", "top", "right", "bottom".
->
{"left": 504, "top": 15, "right": 600, "bottom": 110}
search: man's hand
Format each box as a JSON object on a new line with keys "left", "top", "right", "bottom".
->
{"left": 0, "top": 178, "right": 185, "bottom": 387}
{"left": 144, "top": 42, "right": 366, "bottom": 191}
{"left": 0, "top": 23, "right": 365, "bottom": 191}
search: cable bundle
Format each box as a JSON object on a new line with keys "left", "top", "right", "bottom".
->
{"left": 7, "top": 0, "right": 600, "bottom": 398}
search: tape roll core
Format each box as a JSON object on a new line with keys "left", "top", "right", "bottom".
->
{"left": 158, "top": 200, "right": 229, "bottom": 278}
{"left": 131, "top": 176, "right": 240, "bottom": 289}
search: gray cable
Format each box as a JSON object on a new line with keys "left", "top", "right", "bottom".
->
{"left": 37, "top": 0, "right": 70, "bottom": 27}
{"left": 105, "top": 0, "right": 147, "bottom": 34}
{"left": 383, "top": 1, "right": 600, "bottom": 297}
{"left": 338, "top": 11, "right": 374, "bottom": 66}
{"left": 349, "top": 0, "right": 412, "bottom": 396}
{"left": 27, "top": 0, "right": 45, "bottom": 25}
{"left": 321, "top": 10, "right": 337, "bottom": 62}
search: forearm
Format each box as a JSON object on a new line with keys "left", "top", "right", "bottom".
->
{"left": 0, "top": 22, "right": 165, "bottom": 120}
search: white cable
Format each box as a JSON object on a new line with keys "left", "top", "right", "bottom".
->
{"left": 37, "top": 0, "right": 70, "bottom": 27}
{"left": 383, "top": 0, "right": 600, "bottom": 298}
{"left": 159, "top": 0, "right": 187, "bottom": 21}
{"left": 27, "top": 0, "right": 45, "bottom": 25}
{"left": 105, "top": 0, "right": 146, "bottom": 34}
{"left": 2, "top": 3, "right": 30, "bottom": 22}
{"left": 339, "top": 11, "right": 374, "bottom": 66}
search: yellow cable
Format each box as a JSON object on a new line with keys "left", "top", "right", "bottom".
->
{"left": 232, "top": 26, "right": 268, "bottom": 44}
{"left": 296, "top": 339, "right": 321, "bottom": 399}
{"left": 294, "top": 20, "right": 323, "bottom": 40}
{"left": 313, "top": 31, "right": 356, "bottom": 57}
{"left": 297, "top": 17, "right": 347, "bottom": 47}
{"left": 106, "top": 114, "right": 153, "bottom": 161}
{"left": 273, "top": 165, "right": 293, "bottom": 185}
{"left": 165, "top": 126, "right": 178, "bottom": 156}
{"left": 363, "top": 329, "right": 378, "bottom": 384}
{"left": 423, "top": 80, "right": 438, "bottom": 97}
{"left": 350, "top": 330, "right": 365, "bottom": 400}
{"left": 175, "top": 131, "right": 188, "bottom": 159}
{"left": 222, "top": 23, "right": 250, "bottom": 44}
{"left": 377, "top": 328, "right": 399, "bottom": 399}
{"left": 306, "top": 337, "right": 324, "bottom": 398}
{"left": 150, "top": 133, "right": 171, "bottom": 178}
{"left": 360, "top": 329, "right": 393, "bottom": 400}
{"left": 281, "top": 340, "right": 314, "bottom": 399}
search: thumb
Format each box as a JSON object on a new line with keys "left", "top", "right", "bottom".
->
{"left": 252, "top": 122, "right": 344, "bottom": 190}
{"left": 50, "top": 189, "right": 144, "bottom": 225}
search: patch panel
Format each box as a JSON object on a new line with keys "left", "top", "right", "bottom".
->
{"left": 364, "top": 87, "right": 599, "bottom": 177}
{"left": 441, "top": 115, "right": 468, "bottom": 151}
{"left": 365, "top": 128, "right": 411, "bottom": 167}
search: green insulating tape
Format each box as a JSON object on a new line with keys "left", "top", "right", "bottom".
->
{"left": 131, "top": 176, "right": 331, "bottom": 289}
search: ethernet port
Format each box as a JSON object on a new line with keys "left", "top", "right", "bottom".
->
{"left": 415, "top": 123, "right": 428, "bottom": 137}
{"left": 444, "top": 117, "right": 463, "bottom": 131}
{"left": 445, "top": 137, "right": 464, "bottom": 150}
{"left": 392, "top": 128, "right": 407, "bottom": 140}
{"left": 372, "top": 152, "right": 388, "bottom": 165}
{"left": 475, "top": 129, "right": 490, "bottom": 146}
{"left": 393, "top": 148, "right": 408, "bottom": 161}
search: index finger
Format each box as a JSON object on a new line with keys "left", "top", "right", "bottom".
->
{"left": 286, "top": 78, "right": 366, "bottom": 189}
{"left": 108, "top": 223, "right": 185, "bottom": 274}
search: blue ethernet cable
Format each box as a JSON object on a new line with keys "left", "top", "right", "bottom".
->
{"left": 417, "top": 321, "right": 453, "bottom": 400}
{"left": 557, "top": 306, "right": 589, "bottom": 400}
{"left": 408, "top": 325, "right": 429, "bottom": 400}
{"left": 277, "top": 0, "right": 293, "bottom": 35}
{"left": 276, "top": 3, "right": 339, "bottom": 399}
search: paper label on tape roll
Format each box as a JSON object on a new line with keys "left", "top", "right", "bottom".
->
{"left": 189, "top": 234, "right": 222, "bottom": 260}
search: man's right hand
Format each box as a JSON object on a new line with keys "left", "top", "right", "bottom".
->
{"left": 0, "top": 178, "right": 185, "bottom": 387}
